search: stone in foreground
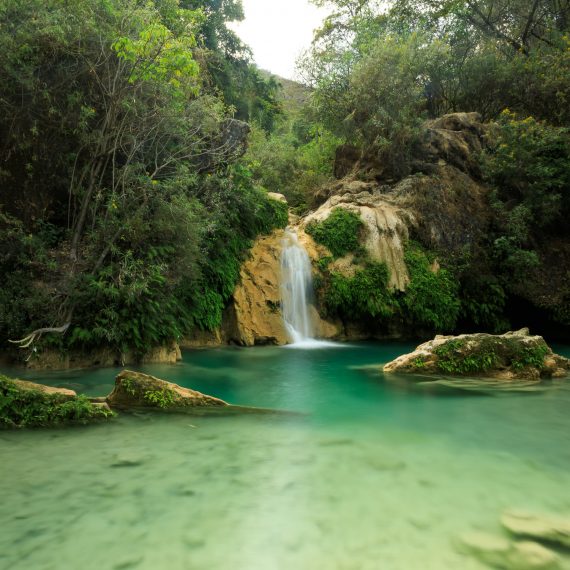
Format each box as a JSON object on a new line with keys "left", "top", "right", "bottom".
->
{"left": 456, "top": 532, "right": 561, "bottom": 569}
{"left": 383, "top": 329, "right": 569, "bottom": 381}
{"left": 502, "top": 509, "right": 570, "bottom": 548}
{"left": 107, "top": 370, "right": 228, "bottom": 411}
{"left": 0, "top": 374, "right": 113, "bottom": 428}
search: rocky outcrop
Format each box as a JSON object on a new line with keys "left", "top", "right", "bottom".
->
{"left": 105, "top": 370, "right": 293, "bottom": 416}
{"left": 303, "top": 113, "right": 491, "bottom": 296}
{"left": 223, "top": 229, "right": 342, "bottom": 346}
{"left": 224, "top": 230, "right": 289, "bottom": 346}
{"left": 20, "top": 341, "right": 182, "bottom": 371}
{"left": 0, "top": 374, "right": 113, "bottom": 428}
{"left": 302, "top": 181, "right": 412, "bottom": 291}
{"left": 328, "top": 112, "right": 492, "bottom": 187}
{"left": 107, "top": 370, "right": 228, "bottom": 411}
{"left": 502, "top": 510, "right": 570, "bottom": 548}
{"left": 383, "top": 329, "right": 570, "bottom": 380}
{"left": 420, "top": 112, "right": 492, "bottom": 178}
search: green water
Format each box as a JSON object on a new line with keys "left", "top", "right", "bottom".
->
{"left": 2, "top": 342, "right": 570, "bottom": 570}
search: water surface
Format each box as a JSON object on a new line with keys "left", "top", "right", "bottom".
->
{"left": 2, "top": 342, "right": 570, "bottom": 570}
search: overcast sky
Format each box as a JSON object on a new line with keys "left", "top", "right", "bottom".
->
{"left": 230, "top": 0, "right": 329, "bottom": 80}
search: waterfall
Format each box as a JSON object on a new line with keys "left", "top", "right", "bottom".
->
{"left": 280, "top": 229, "right": 315, "bottom": 344}
{"left": 280, "top": 229, "right": 340, "bottom": 349}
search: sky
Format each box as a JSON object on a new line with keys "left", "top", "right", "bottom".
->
{"left": 230, "top": 0, "right": 329, "bottom": 80}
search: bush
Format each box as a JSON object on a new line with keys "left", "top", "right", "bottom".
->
{"left": 320, "top": 261, "right": 398, "bottom": 319}
{"left": 0, "top": 375, "right": 113, "bottom": 428}
{"left": 306, "top": 208, "right": 363, "bottom": 258}
{"left": 402, "top": 247, "right": 460, "bottom": 332}
{"left": 485, "top": 112, "right": 570, "bottom": 233}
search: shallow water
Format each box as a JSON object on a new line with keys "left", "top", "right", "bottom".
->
{"left": 2, "top": 342, "right": 570, "bottom": 570}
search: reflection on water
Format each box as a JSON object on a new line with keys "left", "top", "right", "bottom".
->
{"left": 1, "top": 342, "right": 570, "bottom": 569}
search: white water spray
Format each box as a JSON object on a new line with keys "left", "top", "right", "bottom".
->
{"left": 280, "top": 229, "right": 337, "bottom": 348}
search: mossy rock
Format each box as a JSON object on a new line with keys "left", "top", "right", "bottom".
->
{"left": 0, "top": 374, "right": 114, "bottom": 429}
{"left": 383, "top": 329, "right": 570, "bottom": 380}
{"left": 106, "top": 370, "right": 228, "bottom": 412}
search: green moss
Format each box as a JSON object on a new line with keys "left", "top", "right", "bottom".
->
{"left": 322, "top": 262, "right": 397, "bottom": 319}
{"left": 434, "top": 339, "right": 498, "bottom": 374}
{"left": 412, "top": 357, "right": 426, "bottom": 368}
{"left": 143, "top": 388, "right": 176, "bottom": 409}
{"left": 306, "top": 208, "right": 363, "bottom": 258}
{"left": 433, "top": 337, "right": 549, "bottom": 375}
{"left": 402, "top": 246, "right": 460, "bottom": 332}
{"left": 511, "top": 345, "right": 548, "bottom": 371}
{"left": 0, "top": 375, "right": 114, "bottom": 429}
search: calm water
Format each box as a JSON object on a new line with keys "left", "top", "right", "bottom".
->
{"left": 1, "top": 342, "right": 570, "bottom": 570}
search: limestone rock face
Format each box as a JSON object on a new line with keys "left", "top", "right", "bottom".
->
{"left": 302, "top": 115, "right": 491, "bottom": 294}
{"left": 107, "top": 370, "right": 228, "bottom": 411}
{"left": 502, "top": 510, "right": 570, "bottom": 548}
{"left": 22, "top": 341, "right": 182, "bottom": 371}
{"left": 422, "top": 112, "right": 491, "bottom": 178}
{"left": 225, "top": 230, "right": 289, "bottom": 346}
{"left": 224, "top": 230, "right": 342, "bottom": 346}
{"left": 383, "top": 329, "right": 570, "bottom": 380}
{"left": 302, "top": 182, "right": 412, "bottom": 291}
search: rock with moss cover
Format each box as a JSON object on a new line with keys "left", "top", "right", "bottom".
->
{"left": 0, "top": 374, "right": 114, "bottom": 428}
{"left": 383, "top": 329, "right": 569, "bottom": 380}
{"left": 106, "top": 370, "right": 228, "bottom": 412}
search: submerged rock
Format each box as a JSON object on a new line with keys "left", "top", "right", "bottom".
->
{"left": 501, "top": 510, "right": 570, "bottom": 548}
{"left": 106, "top": 370, "right": 228, "bottom": 412}
{"left": 456, "top": 532, "right": 561, "bottom": 569}
{"left": 0, "top": 374, "right": 113, "bottom": 428}
{"left": 383, "top": 329, "right": 569, "bottom": 381}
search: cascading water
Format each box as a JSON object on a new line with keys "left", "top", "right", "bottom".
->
{"left": 280, "top": 229, "right": 337, "bottom": 348}
{"left": 280, "top": 229, "right": 314, "bottom": 344}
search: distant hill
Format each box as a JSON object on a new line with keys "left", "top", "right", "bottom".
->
{"left": 259, "top": 69, "right": 311, "bottom": 117}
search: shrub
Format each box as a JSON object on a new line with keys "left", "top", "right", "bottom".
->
{"left": 322, "top": 262, "right": 397, "bottom": 319}
{"left": 306, "top": 208, "right": 363, "bottom": 258}
{"left": 402, "top": 247, "right": 460, "bottom": 332}
{"left": 0, "top": 375, "right": 114, "bottom": 428}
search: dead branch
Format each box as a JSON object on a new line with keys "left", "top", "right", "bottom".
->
{"left": 9, "top": 323, "right": 71, "bottom": 349}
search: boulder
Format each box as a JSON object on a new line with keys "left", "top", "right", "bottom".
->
{"left": 501, "top": 510, "right": 570, "bottom": 548}
{"left": 383, "top": 329, "right": 570, "bottom": 380}
{"left": 456, "top": 532, "right": 561, "bottom": 569}
{"left": 106, "top": 370, "right": 228, "bottom": 412}
{"left": 0, "top": 374, "right": 113, "bottom": 428}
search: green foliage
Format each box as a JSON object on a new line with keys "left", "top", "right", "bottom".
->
{"left": 511, "top": 345, "right": 548, "bottom": 371}
{"left": 321, "top": 262, "right": 397, "bottom": 319}
{"left": 459, "top": 273, "right": 509, "bottom": 332}
{"left": 244, "top": 122, "right": 340, "bottom": 209}
{"left": 144, "top": 389, "right": 175, "bottom": 408}
{"left": 0, "top": 375, "right": 114, "bottom": 428}
{"left": 434, "top": 339, "right": 498, "bottom": 375}
{"left": 0, "top": 0, "right": 289, "bottom": 355}
{"left": 306, "top": 208, "right": 363, "bottom": 258}
{"left": 432, "top": 336, "right": 549, "bottom": 375}
{"left": 402, "top": 247, "right": 461, "bottom": 332}
{"left": 486, "top": 112, "right": 570, "bottom": 233}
